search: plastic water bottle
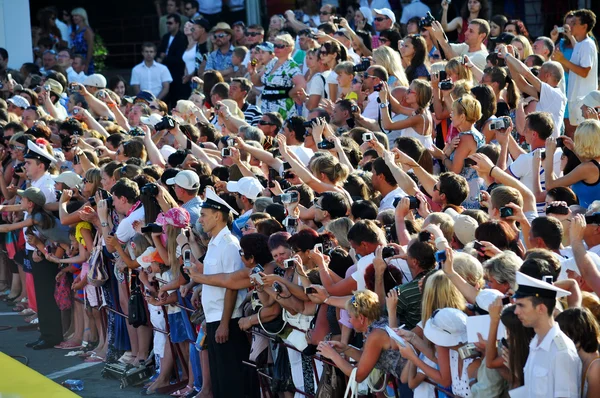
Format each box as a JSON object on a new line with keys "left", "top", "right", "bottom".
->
{"left": 62, "top": 379, "right": 84, "bottom": 391}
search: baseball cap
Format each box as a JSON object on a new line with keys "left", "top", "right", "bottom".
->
{"left": 45, "top": 78, "right": 64, "bottom": 96}
{"left": 135, "top": 90, "right": 156, "bottom": 103}
{"left": 454, "top": 214, "right": 479, "bottom": 246}
{"left": 167, "top": 149, "right": 189, "bottom": 168}
{"left": 166, "top": 170, "right": 200, "bottom": 190}
{"left": 192, "top": 18, "right": 211, "bottom": 31}
{"left": 140, "top": 113, "right": 163, "bottom": 127}
{"left": 137, "top": 247, "right": 165, "bottom": 269}
{"left": 156, "top": 207, "right": 191, "bottom": 229}
{"left": 16, "top": 187, "right": 47, "bottom": 207}
{"left": 475, "top": 289, "right": 505, "bottom": 312}
{"left": 583, "top": 91, "right": 600, "bottom": 109}
{"left": 7, "top": 95, "right": 30, "bottom": 109}
{"left": 227, "top": 177, "right": 263, "bottom": 200}
{"left": 257, "top": 42, "right": 274, "bottom": 53}
{"left": 83, "top": 73, "right": 107, "bottom": 88}
{"left": 159, "top": 144, "right": 177, "bottom": 161}
{"left": 53, "top": 171, "right": 83, "bottom": 189}
{"left": 373, "top": 8, "right": 396, "bottom": 24}
{"left": 423, "top": 308, "right": 468, "bottom": 347}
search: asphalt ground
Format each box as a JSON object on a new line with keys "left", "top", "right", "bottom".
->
{"left": 0, "top": 300, "right": 149, "bottom": 397}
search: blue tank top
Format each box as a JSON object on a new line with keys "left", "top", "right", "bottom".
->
{"left": 571, "top": 160, "right": 600, "bottom": 208}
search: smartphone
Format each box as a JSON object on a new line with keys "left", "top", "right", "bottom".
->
{"left": 183, "top": 249, "right": 191, "bottom": 268}
{"left": 227, "top": 138, "right": 235, "bottom": 147}
{"left": 473, "top": 241, "right": 484, "bottom": 252}
{"left": 435, "top": 250, "right": 447, "bottom": 263}
{"left": 305, "top": 287, "right": 318, "bottom": 295}
{"left": 273, "top": 282, "right": 283, "bottom": 293}
{"left": 284, "top": 217, "right": 298, "bottom": 228}
{"left": 281, "top": 192, "right": 299, "bottom": 204}
{"left": 500, "top": 207, "right": 513, "bottom": 218}
{"left": 502, "top": 296, "right": 511, "bottom": 305}
{"left": 250, "top": 273, "right": 264, "bottom": 285}
{"left": 557, "top": 27, "right": 565, "bottom": 33}
{"left": 221, "top": 148, "right": 231, "bottom": 157}
{"left": 362, "top": 132, "right": 374, "bottom": 142}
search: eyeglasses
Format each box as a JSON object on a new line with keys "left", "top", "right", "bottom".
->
{"left": 245, "top": 31, "right": 261, "bottom": 37}
{"left": 9, "top": 145, "right": 25, "bottom": 151}
{"left": 43, "top": 49, "right": 57, "bottom": 56}
{"left": 258, "top": 120, "right": 274, "bottom": 126}
{"left": 363, "top": 72, "right": 375, "bottom": 79}
{"left": 213, "top": 33, "right": 227, "bottom": 39}
{"left": 273, "top": 43, "right": 288, "bottom": 49}
{"left": 374, "top": 17, "right": 389, "bottom": 22}
{"left": 319, "top": 50, "right": 329, "bottom": 56}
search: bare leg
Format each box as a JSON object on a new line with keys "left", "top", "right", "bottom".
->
{"left": 132, "top": 325, "right": 152, "bottom": 366}
{"left": 146, "top": 343, "right": 174, "bottom": 393}
{"left": 86, "top": 307, "right": 98, "bottom": 343}
{"left": 195, "top": 349, "right": 212, "bottom": 398}
{"left": 8, "top": 272, "right": 21, "bottom": 298}
{"left": 91, "top": 308, "right": 107, "bottom": 358}
{"left": 14, "top": 263, "right": 27, "bottom": 301}
{"left": 61, "top": 308, "right": 72, "bottom": 339}
{"left": 65, "top": 301, "right": 84, "bottom": 344}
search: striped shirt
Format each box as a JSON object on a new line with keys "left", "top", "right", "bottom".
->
{"left": 395, "top": 271, "right": 427, "bottom": 330}
{"left": 241, "top": 102, "right": 263, "bottom": 126}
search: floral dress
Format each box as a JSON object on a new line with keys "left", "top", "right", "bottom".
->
{"left": 449, "top": 128, "right": 485, "bottom": 209}
{"left": 72, "top": 28, "right": 94, "bottom": 74}
{"left": 260, "top": 58, "right": 302, "bottom": 119}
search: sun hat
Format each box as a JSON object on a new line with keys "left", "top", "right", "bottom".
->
{"left": 423, "top": 308, "right": 468, "bottom": 347}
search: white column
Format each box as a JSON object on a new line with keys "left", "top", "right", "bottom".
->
{"left": 0, "top": 0, "right": 33, "bottom": 69}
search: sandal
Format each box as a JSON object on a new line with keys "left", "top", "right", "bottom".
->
{"left": 55, "top": 341, "right": 83, "bottom": 350}
{"left": 12, "top": 303, "right": 28, "bottom": 312}
{"left": 118, "top": 351, "right": 136, "bottom": 364}
{"left": 25, "top": 314, "right": 38, "bottom": 323}
{"left": 84, "top": 354, "right": 104, "bottom": 363}
{"left": 171, "top": 386, "right": 194, "bottom": 397}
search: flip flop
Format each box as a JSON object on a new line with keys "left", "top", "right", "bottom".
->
{"left": 55, "top": 341, "right": 83, "bottom": 350}
{"left": 84, "top": 354, "right": 104, "bottom": 363}
{"left": 140, "top": 387, "right": 157, "bottom": 396}
{"left": 171, "top": 386, "right": 193, "bottom": 397}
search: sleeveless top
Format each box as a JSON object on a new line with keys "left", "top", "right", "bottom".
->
{"left": 458, "top": 18, "right": 469, "bottom": 43}
{"left": 72, "top": 27, "right": 94, "bottom": 74}
{"left": 402, "top": 111, "right": 434, "bottom": 149}
{"left": 572, "top": 160, "right": 600, "bottom": 208}
{"left": 450, "top": 349, "right": 475, "bottom": 397}
{"left": 449, "top": 127, "right": 485, "bottom": 209}
{"left": 364, "top": 318, "right": 403, "bottom": 378}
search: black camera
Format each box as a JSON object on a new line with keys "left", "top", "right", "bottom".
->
{"left": 141, "top": 183, "right": 159, "bottom": 197}
{"left": 353, "top": 58, "right": 371, "bottom": 73}
{"left": 303, "top": 118, "right": 317, "bottom": 127}
{"left": 317, "top": 140, "right": 335, "bottom": 150}
{"left": 419, "top": 231, "right": 433, "bottom": 242}
{"left": 14, "top": 164, "right": 24, "bottom": 174}
{"left": 438, "top": 70, "right": 447, "bottom": 81}
{"left": 141, "top": 223, "right": 163, "bottom": 234}
{"left": 105, "top": 196, "right": 113, "bottom": 209}
{"left": 351, "top": 104, "right": 359, "bottom": 113}
{"left": 473, "top": 240, "right": 484, "bottom": 252}
{"left": 408, "top": 196, "right": 420, "bottom": 210}
{"left": 557, "top": 137, "right": 565, "bottom": 148}
{"left": 155, "top": 115, "right": 176, "bottom": 131}
{"left": 382, "top": 246, "right": 396, "bottom": 259}
{"left": 55, "top": 190, "right": 62, "bottom": 201}
{"left": 419, "top": 12, "right": 436, "bottom": 29}
{"left": 282, "top": 161, "right": 292, "bottom": 170}
{"left": 129, "top": 127, "right": 146, "bottom": 137}
{"left": 464, "top": 158, "right": 477, "bottom": 167}
{"left": 283, "top": 170, "right": 295, "bottom": 180}
{"left": 439, "top": 80, "right": 454, "bottom": 90}
{"left": 500, "top": 206, "right": 513, "bottom": 218}
{"left": 546, "top": 203, "right": 569, "bottom": 215}
{"left": 98, "top": 188, "right": 110, "bottom": 200}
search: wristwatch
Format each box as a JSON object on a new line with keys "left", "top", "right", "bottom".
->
{"left": 379, "top": 102, "right": 389, "bottom": 108}
{"left": 101, "top": 222, "right": 109, "bottom": 227}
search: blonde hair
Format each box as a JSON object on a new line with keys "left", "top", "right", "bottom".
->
{"left": 574, "top": 120, "right": 600, "bottom": 160}
{"left": 421, "top": 271, "right": 467, "bottom": 327}
{"left": 334, "top": 61, "right": 355, "bottom": 75}
{"left": 511, "top": 35, "right": 533, "bottom": 58}
{"left": 452, "top": 94, "right": 482, "bottom": 123}
{"left": 176, "top": 100, "right": 197, "bottom": 123}
{"left": 310, "top": 154, "right": 349, "bottom": 184}
{"left": 453, "top": 252, "right": 484, "bottom": 289}
{"left": 325, "top": 217, "right": 354, "bottom": 250}
{"left": 411, "top": 79, "right": 433, "bottom": 110}
{"left": 166, "top": 224, "right": 181, "bottom": 276}
{"left": 345, "top": 290, "right": 381, "bottom": 322}
{"left": 71, "top": 8, "right": 89, "bottom": 26}
{"left": 84, "top": 168, "right": 102, "bottom": 195}
{"left": 446, "top": 57, "right": 473, "bottom": 82}
{"left": 451, "top": 79, "right": 473, "bottom": 98}
{"left": 275, "top": 33, "right": 295, "bottom": 47}
{"left": 373, "top": 46, "right": 409, "bottom": 87}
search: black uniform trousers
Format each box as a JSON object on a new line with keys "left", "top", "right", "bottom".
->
{"left": 28, "top": 250, "right": 63, "bottom": 344}
{"left": 206, "top": 317, "right": 256, "bottom": 398}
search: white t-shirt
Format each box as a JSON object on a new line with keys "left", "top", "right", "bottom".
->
{"left": 116, "top": 206, "right": 145, "bottom": 244}
{"left": 567, "top": 36, "right": 598, "bottom": 126}
{"left": 289, "top": 145, "right": 314, "bottom": 166}
{"left": 508, "top": 149, "right": 562, "bottom": 213}
{"left": 326, "top": 71, "right": 339, "bottom": 100}
{"left": 130, "top": 61, "right": 173, "bottom": 97}
{"left": 536, "top": 82, "right": 567, "bottom": 138}
{"left": 362, "top": 91, "right": 380, "bottom": 120}
{"left": 307, "top": 71, "right": 331, "bottom": 100}
{"left": 449, "top": 43, "right": 488, "bottom": 72}
{"left": 378, "top": 187, "right": 407, "bottom": 213}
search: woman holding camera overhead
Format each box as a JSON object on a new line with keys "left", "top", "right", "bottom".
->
{"left": 248, "top": 34, "right": 306, "bottom": 119}
{"left": 430, "top": 94, "right": 485, "bottom": 209}
{"left": 441, "top": 0, "right": 490, "bottom": 43}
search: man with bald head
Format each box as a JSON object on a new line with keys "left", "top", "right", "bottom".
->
{"left": 502, "top": 45, "right": 566, "bottom": 138}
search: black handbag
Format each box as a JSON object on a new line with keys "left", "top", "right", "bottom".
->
{"left": 128, "top": 278, "right": 147, "bottom": 328}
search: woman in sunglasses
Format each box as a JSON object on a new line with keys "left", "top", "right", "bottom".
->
{"left": 249, "top": 34, "right": 306, "bottom": 120}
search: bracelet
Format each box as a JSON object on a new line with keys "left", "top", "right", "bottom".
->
{"left": 489, "top": 166, "right": 496, "bottom": 177}
{"left": 324, "top": 296, "right": 330, "bottom": 304}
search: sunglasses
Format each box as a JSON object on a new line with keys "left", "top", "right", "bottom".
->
{"left": 213, "top": 33, "right": 227, "bottom": 39}
{"left": 258, "top": 120, "right": 274, "bottom": 126}
{"left": 374, "top": 17, "right": 389, "bottom": 22}
{"left": 166, "top": 22, "right": 174, "bottom": 25}
{"left": 245, "top": 31, "right": 261, "bottom": 37}
{"left": 273, "top": 43, "right": 288, "bottom": 49}
{"left": 362, "top": 72, "right": 375, "bottom": 79}
{"left": 10, "top": 145, "right": 25, "bottom": 151}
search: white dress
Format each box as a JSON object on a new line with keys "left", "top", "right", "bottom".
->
{"left": 182, "top": 46, "right": 196, "bottom": 75}
{"left": 449, "top": 349, "right": 474, "bottom": 398}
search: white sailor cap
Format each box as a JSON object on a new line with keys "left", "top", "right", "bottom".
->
{"left": 24, "top": 140, "right": 57, "bottom": 164}
{"left": 201, "top": 188, "right": 239, "bottom": 216}
{"left": 513, "top": 271, "right": 571, "bottom": 300}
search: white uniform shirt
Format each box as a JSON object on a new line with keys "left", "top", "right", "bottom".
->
{"left": 130, "top": 61, "right": 173, "bottom": 97}
{"left": 378, "top": 186, "right": 407, "bottom": 213}
{"left": 201, "top": 226, "right": 247, "bottom": 323}
{"left": 523, "top": 323, "right": 581, "bottom": 398}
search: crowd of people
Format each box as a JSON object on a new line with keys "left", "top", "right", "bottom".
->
{"left": 1, "top": 0, "right": 600, "bottom": 397}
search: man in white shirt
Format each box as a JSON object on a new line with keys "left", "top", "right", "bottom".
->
{"left": 513, "top": 272, "right": 581, "bottom": 398}
{"left": 430, "top": 19, "right": 489, "bottom": 71}
{"left": 282, "top": 117, "right": 314, "bottom": 166}
{"left": 553, "top": 9, "right": 598, "bottom": 127}
{"left": 189, "top": 189, "right": 248, "bottom": 397}
{"left": 362, "top": 65, "right": 389, "bottom": 120}
{"left": 503, "top": 47, "right": 567, "bottom": 138}
{"left": 57, "top": 50, "right": 87, "bottom": 84}
{"left": 507, "top": 112, "right": 562, "bottom": 213}
{"left": 130, "top": 43, "right": 173, "bottom": 100}
{"left": 372, "top": 8, "right": 395, "bottom": 49}
{"left": 372, "top": 157, "right": 406, "bottom": 213}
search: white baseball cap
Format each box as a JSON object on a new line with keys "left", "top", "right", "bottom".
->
{"left": 373, "top": 8, "right": 396, "bottom": 24}
{"left": 53, "top": 171, "right": 83, "bottom": 189}
{"left": 454, "top": 214, "right": 479, "bottom": 246}
{"left": 166, "top": 170, "right": 200, "bottom": 190}
{"left": 140, "top": 113, "right": 163, "bottom": 127}
{"left": 226, "top": 177, "right": 263, "bottom": 200}
{"left": 83, "top": 73, "right": 107, "bottom": 88}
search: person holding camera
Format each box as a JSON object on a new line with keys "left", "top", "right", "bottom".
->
{"left": 430, "top": 19, "right": 489, "bottom": 71}
{"left": 165, "top": 169, "right": 203, "bottom": 225}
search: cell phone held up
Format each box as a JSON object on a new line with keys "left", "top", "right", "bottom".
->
{"left": 499, "top": 207, "right": 513, "bottom": 218}
{"left": 141, "top": 223, "right": 163, "bottom": 234}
